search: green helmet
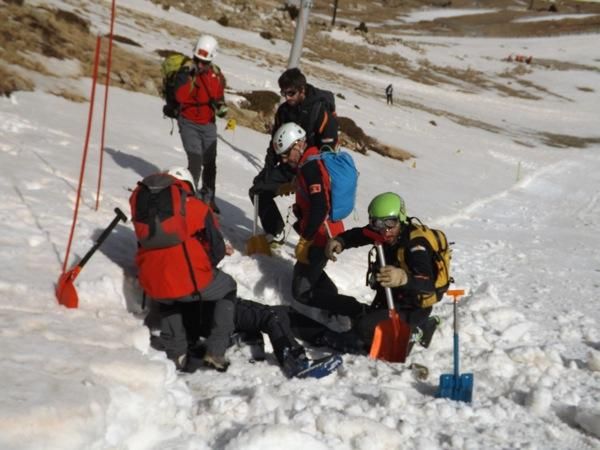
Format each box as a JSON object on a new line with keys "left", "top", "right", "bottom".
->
{"left": 368, "top": 192, "right": 407, "bottom": 224}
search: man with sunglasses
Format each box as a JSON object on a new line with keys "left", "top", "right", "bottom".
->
{"left": 172, "top": 34, "right": 227, "bottom": 214}
{"left": 317, "top": 192, "right": 440, "bottom": 354}
{"left": 248, "top": 68, "right": 339, "bottom": 245}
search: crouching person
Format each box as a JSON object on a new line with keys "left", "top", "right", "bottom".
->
{"left": 130, "top": 167, "right": 341, "bottom": 378}
{"left": 311, "top": 193, "right": 442, "bottom": 355}
{"left": 130, "top": 166, "right": 236, "bottom": 371}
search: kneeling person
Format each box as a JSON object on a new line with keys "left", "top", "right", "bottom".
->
{"left": 315, "top": 193, "right": 441, "bottom": 354}
{"left": 131, "top": 167, "right": 341, "bottom": 378}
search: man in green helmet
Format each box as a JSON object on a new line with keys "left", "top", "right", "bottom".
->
{"left": 308, "top": 192, "right": 440, "bottom": 354}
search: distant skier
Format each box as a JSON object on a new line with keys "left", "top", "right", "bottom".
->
{"left": 385, "top": 84, "right": 393, "bottom": 105}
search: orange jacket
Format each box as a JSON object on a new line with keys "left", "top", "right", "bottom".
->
{"left": 175, "top": 66, "right": 225, "bottom": 125}
{"left": 136, "top": 192, "right": 219, "bottom": 300}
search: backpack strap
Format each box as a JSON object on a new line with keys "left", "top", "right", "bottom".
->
{"left": 181, "top": 240, "right": 202, "bottom": 302}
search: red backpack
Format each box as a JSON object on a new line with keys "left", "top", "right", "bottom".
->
{"left": 129, "top": 173, "right": 191, "bottom": 249}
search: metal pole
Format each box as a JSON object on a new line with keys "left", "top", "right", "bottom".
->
{"left": 287, "top": 0, "right": 312, "bottom": 69}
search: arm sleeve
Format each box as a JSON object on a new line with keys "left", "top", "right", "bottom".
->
{"left": 198, "top": 211, "right": 226, "bottom": 267}
{"left": 300, "top": 161, "right": 328, "bottom": 240}
{"left": 402, "top": 237, "right": 435, "bottom": 296}
{"left": 335, "top": 226, "right": 374, "bottom": 249}
{"left": 315, "top": 107, "right": 339, "bottom": 150}
{"left": 174, "top": 71, "right": 192, "bottom": 103}
{"left": 264, "top": 110, "right": 285, "bottom": 169}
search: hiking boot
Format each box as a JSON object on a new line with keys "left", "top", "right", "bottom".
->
{"left": 172, "top": 353, "right": 188, "bottom": 371}
{"left": 281, "top": 347, "right": 310, "bottom": 378}
{"left": 407, "top": 316, "right": 441, "bottom": 355}
{"left": 231, "top": 331, "right": 266, "bottom": 362}
{"left": 281, "top": 347, "right": 343, "bottom": 379}
{"left": 419, "top": 315, "right": 440, "bottom": 349}
{"left": 203, "top": 352, "right": 230, "bottom": 372}
{"left": 266, "top": 231, "right": 285, "bottom": 247}
{"left": 209, "top": 200, "right": 220, "bottom": 214}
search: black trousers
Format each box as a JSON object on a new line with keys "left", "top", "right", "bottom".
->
{"left": 290, "top": 289, "right": 432, "bottom": 352}
{"left": 234, "top": 301, "right": 302, "bottom": 365}
{"left": 185, "top": 299, "right": 303, "bottom": 365}
{"left": 249, "top": 164, "right": 295, "bottom": 236}
{"left": 292, "top": 247, "right": 366, "bottom": 317}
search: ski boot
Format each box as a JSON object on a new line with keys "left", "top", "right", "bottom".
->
{"left": 282, "top": 347, "right": 343, "bottom": 379}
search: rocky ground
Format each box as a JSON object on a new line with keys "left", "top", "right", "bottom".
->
{"left": 1, "top": 0, "right": 598, "bottom": 157}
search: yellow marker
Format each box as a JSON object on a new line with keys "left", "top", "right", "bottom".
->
{"left": 225, "top": 118, "right": 237, "bottom": 131}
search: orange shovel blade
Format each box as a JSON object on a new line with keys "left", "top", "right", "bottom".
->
{"left": 55, "top": 267, "right": 81, "bottom": 309}
{"left": 246, "top": 235, "right": 272, "bottom": 256}
{"left": 369, "top": 310, "right": 410, "bottom": 363}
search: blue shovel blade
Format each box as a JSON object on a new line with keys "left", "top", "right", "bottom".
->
{"left": 437, "top": 373, "right": 474, "bottom": 403}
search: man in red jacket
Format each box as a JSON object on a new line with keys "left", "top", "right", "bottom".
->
{"left": 271, "top": 123, "right": 365, "bottom": 319}
{"left": 132, "top": 167, "right": 342, "bottom": 378}
{"left": 132, "top": 166, "right": 236, "bottom": 371}
{"left": 173, "top": 34, "right": 227, "bottom": 213}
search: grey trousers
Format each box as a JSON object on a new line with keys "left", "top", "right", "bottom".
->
{"left": 178, "top": 117, "right": 217, "bottom": 202}
{"left": 157, "top": 269, "right": 237, "bottom": 362}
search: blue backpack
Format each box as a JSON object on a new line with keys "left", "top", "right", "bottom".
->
{"left": 305, "top": 149, "right": 358, "bottom": 221}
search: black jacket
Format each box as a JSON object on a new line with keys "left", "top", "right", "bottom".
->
{"left": 335, "top": 224, "right": 435, "bottom": 308}
{"left": 265, "top": 84, "right": 339, "bottom": 169}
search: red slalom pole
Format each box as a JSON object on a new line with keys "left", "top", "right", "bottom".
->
{"left": 61, "top": 35, "right": 102, "bottom": 274}
{"left": 95, "top": 0, "right": 117, "bottom": 211}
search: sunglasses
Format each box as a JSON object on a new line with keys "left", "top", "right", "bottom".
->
{"left": 370, "top": 216, "right": 400, "bottom": 231}
{"left": 193, "top": 57, "right": 210, "bottom": 65}
{"left": 280, "top": 89, "right": 298, "bottom": 98}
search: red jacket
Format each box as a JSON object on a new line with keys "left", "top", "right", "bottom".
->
{"left": 136, "top": 190, "right": 224, "bottom": 300}
{"left": 175, "top": 66, "right": 225, "bottom": 125}
{"left": 295, "top": 146, "right": 344, "bottom": 247}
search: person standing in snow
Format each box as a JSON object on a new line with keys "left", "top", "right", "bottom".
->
{"left": 132, "top": 167, "right": 341, "bottom": 377}
{"left": 248, "top": 68, "right": 339, "bottom": 245}
{"left": 173, "top": 34, "right": 227, "bottom": 214}
{"left": 272, "top": 123, "right": 366, "bottom": 320}
{"left": 385, "top": 84, "right": 393, "bottom": 105}
{"left": 312, "top": 192, "right": 440, "bottom": 354}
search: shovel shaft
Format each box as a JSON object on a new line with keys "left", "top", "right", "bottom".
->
{"left": 376, "top": 244, "right": 395, "bottom": 311}
{"left": 452, "top": 293, "right": 460, "bottom": 378}
{"left": 78, "top": 208, "right": 127, "bottom": 269}
{"left": 454, "top": 332, "right": 459, "bottom": 378}
{"left": 252, "top": 194, "right": 259, "bottom": 236}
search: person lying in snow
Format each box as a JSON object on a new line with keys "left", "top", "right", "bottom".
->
{"left": 130, "top": 167, "right": 341, "bottom": 378}
{"left": 291, "top": 193, "right": 441, "bottom": 356}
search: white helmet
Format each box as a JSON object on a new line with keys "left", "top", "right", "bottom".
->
{"left": 273, "top": 122, "right": 306, "bottom": 155}
{"left": 193, "top": 35, "right": 218, "bottom": 62}
{"left": 166, "top": 166, "right": 195, "bottom": 192}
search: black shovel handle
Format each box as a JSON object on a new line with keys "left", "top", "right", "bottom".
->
{"left": 78, "top": 208, "right": 128, "bottom": 269}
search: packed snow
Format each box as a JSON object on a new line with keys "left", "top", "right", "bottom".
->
{"left": 0, "top": 1, "right": 599, "bottom": 449}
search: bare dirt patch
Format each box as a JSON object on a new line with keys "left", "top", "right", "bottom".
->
{"left": 0, "top": 65, "right": 34, "bottom": 97}
{"left": 539, "top": 133, "right": 600, "bottom": 149}
{"left": 2, "top": 0, "right": 599, "bottom": 157}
